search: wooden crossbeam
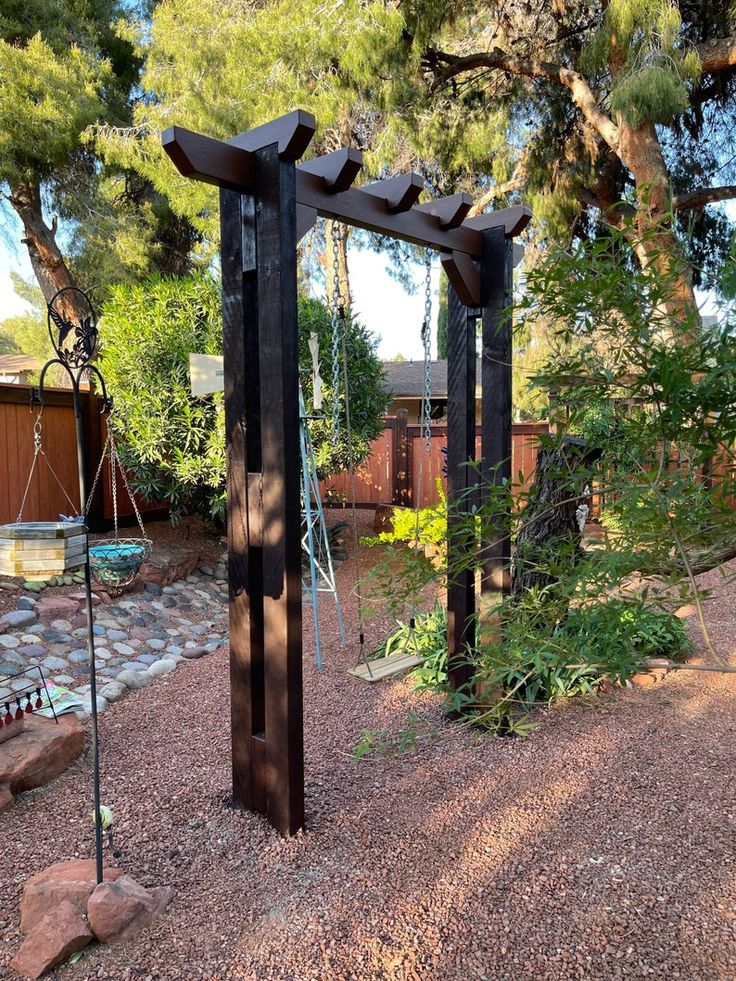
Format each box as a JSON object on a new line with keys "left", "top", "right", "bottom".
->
{"left": 414, "top": 193, "right": 473, "bottom": 229}
{"left": 299, "top": 148, "right": 363, "bottom": 193}
{"left": 297, "top": 204, "right": 317, "bottom": 241}
{"left": 228, "top": 109, "right": 316, "bottom": 160}
{"left": 440, "top": 250, "right": 480, "bottom": 306}
{"left": 361, "top": 173, "right": 424, "bottom": 213}
{"left": 162, "top": 126, "right": 254, "bottom": 191}
{"left": 295, "top": 170, "right": 482, "bottom": 254}
{"left": 464, "top": 205, "right": 532, "bottom": 237}
{"left": 161, "top": 125, "right": 529, "bottom": 256}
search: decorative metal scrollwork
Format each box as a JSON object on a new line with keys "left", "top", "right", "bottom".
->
{"left": 47, "top": 287, "right": 99, "bottom": 369}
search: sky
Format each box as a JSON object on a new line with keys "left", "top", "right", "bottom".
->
{"left": 0, "top": 210, "right": 440, "bottom": 362}
{"left": 0, "top": 210, "right": 723, "bottom": 356}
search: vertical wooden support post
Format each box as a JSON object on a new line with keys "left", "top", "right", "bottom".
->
{"left": 221, "top": 143, "right": 304, "bottom": 836}
{"left": 446, "top": 285, "right": 477, "bottom": 694}
{"left": 479, "top": 227, "right": 513, "bottom": 631}
{"left": 394, "top": 408, "right": 410, "bottom": 507}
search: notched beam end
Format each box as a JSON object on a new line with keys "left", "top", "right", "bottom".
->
{"left": 441, "top": 250, "right": 480, "bottom": 307}
{"left": 162, "top": 125, "right": 255, "bottom": 191}
{"left": 362, "top": 172, "right": 424, "bottom": 212}
{"left": 415, "top": 192, "right": 473, "bottom": 229}
{"left": 464, "top": 204, "right": 532, "bottom": 237}
{"left": 297, "top": 204, "right": 318, "bottom": 242}
{"left": 228, "top": 108, "right": 317, "bottom": 160}
{"left": 299, "top": 147, "right": 363, "bottom": 193}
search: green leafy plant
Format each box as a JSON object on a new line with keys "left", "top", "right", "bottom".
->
{"left": 100, "top": 275, "right": 388, "bottom": 523}
{"left": 375, "top": 604, "right": 449, "bottom": 692}
{"left": 363, "top": 220, "right": 736, "bottom": 735}
{"left": 351, "top": 710, "right": 438, "bottom": 762}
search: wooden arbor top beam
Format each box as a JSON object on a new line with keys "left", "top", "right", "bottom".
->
{"left": 161, "top": 117, "right": 531, "bottom": 275}
{"left": 228, "top": 108, "right": 316, "bottom": 159}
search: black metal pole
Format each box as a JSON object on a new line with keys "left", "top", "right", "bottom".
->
{"left": 72, "top": 381, "right": 103, "bottom": 885}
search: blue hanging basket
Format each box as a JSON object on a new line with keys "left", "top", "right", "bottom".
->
{"left": 88, "top": 538, "right": 152, "bottom": 589}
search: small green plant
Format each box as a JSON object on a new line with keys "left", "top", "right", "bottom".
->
{"left": 351, "top": 710, "right": 438, "bottom": 762}
{"left": 379, "top": 482, "right": 448, "bottom": 547}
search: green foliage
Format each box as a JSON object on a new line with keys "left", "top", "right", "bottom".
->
{"left": 367, "top": 220, "right": 736, "bottom": 733}
{"left": 369, "top": 483, "right": 448, "bottom": 549}
{"left": 352, "top": 710, "right": 438, "bottom": 762}
{"left": 0, "top": 281, "right": 68, "bottom": 383}
{"left": 100, "top": 275, "right": 388, "bottom": 522}
{"left": 377, "top": 604, "right": 449, "bottom": 692}
{"left": 298, "top": 298, "right": 390, "bottom": 478}
{"left": 436, "top": 268, "right": 448, "bottom": 359}
{"left": 0, "top": 34, "right": 109, "bottom": 186}
{"left": 100, "top": 273, "right": 225, "bottom": 523}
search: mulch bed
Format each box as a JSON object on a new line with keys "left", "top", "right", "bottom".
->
{"left": 1, "top": 512, "right": 735, "bottom": 979}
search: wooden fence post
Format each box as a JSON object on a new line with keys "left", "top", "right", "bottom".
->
{"left": 394, "top": 408, "right": 410, "bottom": 506}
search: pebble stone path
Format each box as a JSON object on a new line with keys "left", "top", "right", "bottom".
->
{"left": 0, "top": 570, "right": 228, "bottom": 718}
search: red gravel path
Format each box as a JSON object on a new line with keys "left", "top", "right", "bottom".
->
{"left": 1, "top": 516, "right": 736, "bottom": 980}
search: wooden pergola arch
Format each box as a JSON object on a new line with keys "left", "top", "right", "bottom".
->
{"left": 162, "top": 109, "right": 530, "bottom": 835}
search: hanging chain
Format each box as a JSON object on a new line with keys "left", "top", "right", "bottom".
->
{"left": 17, "top": 408, "right": 77, "bottom": 522}
{"left": 330, "top": 220, "right": 343, "bottom": 440}
{"left": 421, "top": 249, "right": 433, "bottom": 452}
{"left": 84, "top": 412, "right": 147, "bottom": 540}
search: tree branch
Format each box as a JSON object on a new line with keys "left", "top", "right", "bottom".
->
{"left": 673, "top": 185, "right": 736, "bottom": 210}
{"left": 468, "top": 155, "right": 528, "bottom": 217}
{"left": 426, "top": 48, "right": 620, "bottom": 153}
{"left": 697, "top": 35, "right": 736, "bottom": 74}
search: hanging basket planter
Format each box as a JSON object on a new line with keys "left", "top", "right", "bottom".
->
{"left": 0, "top": 522, "right": 87, "bottom": 580}
{"left": 88, "top": 537, "right": 152, "bottom": 590}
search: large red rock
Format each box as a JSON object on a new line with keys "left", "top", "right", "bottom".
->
{"left": 0, "top": 781, "right": 13, "bottom": 812}
{"left": 11, "top": 900, "right": 93, "bottom": 979}
{"left": 140, "top": 544, "right": 200, "bottom": 586}
{"left": 0, "top": 714, "right": 83, "bottom": 799}
{"left": 20, "top": 859, "right": 123, "bottom": 933}
{"left": 87, "top": 875, "right": 174, "bottom": 943}
{"left": 35, "top": 595, "right": 81, "bottom": 624}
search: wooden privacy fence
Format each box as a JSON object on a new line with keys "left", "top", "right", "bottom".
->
{"left": 321, "top": 412, "right": 549, "bottom": 508}
{"left": 1, "top": 384, "right": 547, "bottom": 524}
{"left": 0, "top": 383, "right": 163, "bottom": 529}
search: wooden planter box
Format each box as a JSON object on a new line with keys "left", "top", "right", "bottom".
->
{"left": 0, "top": 522, "right": 87, "bottom": 580}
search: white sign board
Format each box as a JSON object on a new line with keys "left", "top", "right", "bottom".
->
{"left": 189, "top": 354, "right": 224, "bottom": 396}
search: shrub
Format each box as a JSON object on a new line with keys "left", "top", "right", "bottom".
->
{"left": 100, "top": 274, "right": 389, "bottom": 523}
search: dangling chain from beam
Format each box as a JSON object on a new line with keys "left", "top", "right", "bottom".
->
{"left": 421, "top": 249, "right": 433, "bottom": 452}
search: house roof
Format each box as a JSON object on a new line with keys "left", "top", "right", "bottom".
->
{"left": 0, "top": 355, "right": 40, "bottom": 373}
{"left": 382, "top": 359, "right": 482, "bottom": 398}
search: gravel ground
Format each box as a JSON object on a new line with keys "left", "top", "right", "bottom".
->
{"left": 1, "top": 512, "right": 736, "bottom": 980}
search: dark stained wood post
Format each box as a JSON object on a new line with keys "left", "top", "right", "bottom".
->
{"left": 445, "top": 285, "right": 477, "bottom": 693}
{"left": 162, "top": 111, "right": 530, "bottom": 829}
{"left": 479, "top": 228, "right": 513, "bottom": 625}
{"left": 221, "top": 145, "right": 304, "bottom": 836}
{"left": 256, "top": 144, "right": 304, "bottom": 836}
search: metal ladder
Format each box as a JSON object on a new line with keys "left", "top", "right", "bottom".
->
{"left": 300, "top": 388, "right": 346, "bottom": 669}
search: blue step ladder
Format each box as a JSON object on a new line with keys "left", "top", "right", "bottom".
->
{"left": 300, "top": 388, "right": 346, "bottom": 669}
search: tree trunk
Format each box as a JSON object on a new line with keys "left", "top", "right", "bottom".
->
{"left": 617, "top": 122, "right": 699, "bottom": 327}
{"left": 8, "top": 181, "right": 77, "bottom": 304}
{"left": 511, "top": 441, "right": 595, "bottom": 605}
{"left": 324, "top": 220, "right": 351, "bottom": 308}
